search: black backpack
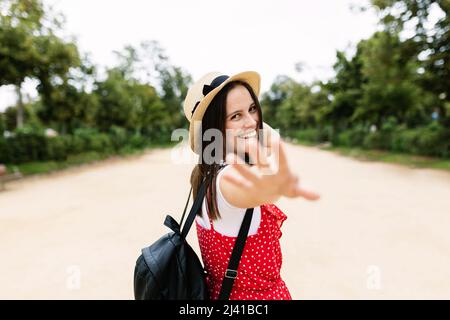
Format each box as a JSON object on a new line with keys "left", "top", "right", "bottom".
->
{"left": 133, "top": 178, "right": 253, "bottom": 300}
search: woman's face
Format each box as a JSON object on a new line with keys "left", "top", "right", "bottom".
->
{"left": 225, "top": 85, "right": 259, "bottom": 155}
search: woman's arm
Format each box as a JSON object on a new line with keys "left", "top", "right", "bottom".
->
{"left": 220, "top": 126, "right": 320, "bottom": 208}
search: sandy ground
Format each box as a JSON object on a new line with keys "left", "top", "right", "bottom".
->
{"left": 1, "top": 143, "right": 450, "bottom": 300}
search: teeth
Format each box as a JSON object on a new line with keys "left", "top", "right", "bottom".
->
{"left": 238, "top": 130, "right": 256, "bottom": 139}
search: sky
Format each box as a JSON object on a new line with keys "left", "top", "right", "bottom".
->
{"left": 0, "top": 0, "right": 380, "bottom": 111}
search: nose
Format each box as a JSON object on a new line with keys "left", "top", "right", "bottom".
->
{"left": 243, "top": 112, "right": 257, "bottom": 130}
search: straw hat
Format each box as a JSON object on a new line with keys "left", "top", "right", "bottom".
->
{"left": 183, "top": 71, "right": 261, "bottom": 154}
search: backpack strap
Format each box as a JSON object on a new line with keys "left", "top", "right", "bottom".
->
{"left": 218, "top": 207, "right": 253, "bottom": 300}
{"left": 180, "top": 178, "right": 208, "bottom": 239}
{"left": 180, "top": 175, "right": 254, "bottom": 300}
{"left": 181, "top": 163, "right": 227, "bottom": 232}
{"left": 179, "top": 186, "right": 193, "bottom": 229}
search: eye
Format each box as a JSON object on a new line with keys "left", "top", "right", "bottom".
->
{"left": 249, "top": 105, "right": 257, "bottom": 113}
{"left": 231, "top": 113, "right": 241, "bottom": 120}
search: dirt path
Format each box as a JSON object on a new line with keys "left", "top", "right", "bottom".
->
{"left": 1, "top": 143, "right": 449, "bottom": 299}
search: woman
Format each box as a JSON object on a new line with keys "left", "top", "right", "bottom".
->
{"left": 183, "top": 71, "right": 320, "bottom": 300}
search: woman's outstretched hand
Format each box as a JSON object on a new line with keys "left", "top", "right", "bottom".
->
{"left": 224, "top": 125, "right": 320, "bottom": 203}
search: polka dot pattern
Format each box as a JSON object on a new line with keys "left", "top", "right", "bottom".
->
{"left": 195, "top": 204, "right": 292, "bottom": 300}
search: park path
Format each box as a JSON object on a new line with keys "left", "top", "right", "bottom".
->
{"left": 1, "top": 143, "right": 449, "bottom": 299}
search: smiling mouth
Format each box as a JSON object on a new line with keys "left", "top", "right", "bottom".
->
{"left": 237, "top": 130, "right": 257, "bottom": 139}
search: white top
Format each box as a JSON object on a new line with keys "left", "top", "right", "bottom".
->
{"left": 195, "top": 165, "right": 261, "bottom": 237}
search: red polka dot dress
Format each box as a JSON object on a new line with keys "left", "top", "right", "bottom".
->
{"left": 196, "top": 203, "right": 292, "bottom": 300}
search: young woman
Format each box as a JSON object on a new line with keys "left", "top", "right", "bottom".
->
{"left": 183, "top": 71, "right": 320, "bottom": 300}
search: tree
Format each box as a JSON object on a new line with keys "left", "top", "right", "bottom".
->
{"left": 260, "top": 75, "right": 295, "bottom": 131}
{"left": 94, "top": 68, "right": 170, "bottom": 139}
{"left": 122, "top": 41, "right": 192, "bottom": 126}
{"left": 110, "top": 42, "right": 192, "bottom": 134}
{"left": 36, "top": 81, "right": 98, "bottom": 134}
{"left": 371, "top": 0, "right": 450, "bottom": 126}
{"left": 34, "top": 34, "right": 81, "bottom": 132}
{"left": 0, "top": 0, "right": 81, "bottom": 131}
{"left": 158, "top": 66, "right": 192, "bottom": 130}
{"left": 0, "top": 0, "right": 44, "bottom": 128}
{"left": 324, "top": 48, "right": 365, "bottom": 131}
{"left": 357, "top": 31, "right": 428, "bottom": 127}
{"left": 94, "top": 69, "right": 136, "bottom": 132}
{"left": 131, "top": 82, "right": 170, "bottom": 139}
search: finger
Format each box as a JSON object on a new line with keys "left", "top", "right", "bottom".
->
{"left": 246, "top": 139, "right": 270, "bottom": 169}
{"left": 225, "top": 152, "right": 245, "bottom": 165}
{"left": 270, "top": 136, "right": 286, "bottom": 174}
{"left": 245, "top": 138, "right": 259, "bottom": 165}
{"left": 278, "top": 139, "right": 289, "bottom": 170}
{"left": 261, "top": 122, "right": 279, "bottom": 151}
{"left": 260, "top": 124, "right": 272, "bottom": 152}
{"left": 256, "top": 139, "right": 271, "bottom": 169}
{"left": 294, "top": 185, "right": 320, "bottom": 201}
{"left": 226, "top": 153, "right": 260, "bottom": 184}
{"left": 273, "top": 137, "right": 292, "bottom": 177}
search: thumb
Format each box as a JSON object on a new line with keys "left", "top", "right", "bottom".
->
{"left": 292, "top": 182, "right": 321, "bottom": 201}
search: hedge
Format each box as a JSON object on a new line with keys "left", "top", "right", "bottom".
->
{"left": 0, "top": 126, "right": 153, "bottom": 164}
{"left": 289, "top": 123, "right": 449, "bottom": 158}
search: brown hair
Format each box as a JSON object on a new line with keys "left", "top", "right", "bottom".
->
{"left": 190, "top": 80, "right": 263, "bottom": 220}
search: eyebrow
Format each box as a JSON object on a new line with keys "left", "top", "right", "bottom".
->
{"left": 226, "top": 102, "right": 256, "bottom": 118}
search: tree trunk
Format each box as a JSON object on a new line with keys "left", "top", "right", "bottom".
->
{"left": 16, "top": 83, "right": 24, "bottom": 129}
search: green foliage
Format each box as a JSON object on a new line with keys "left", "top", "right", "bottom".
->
{"left": 0, "top": 137, "right": 10, "bottom": 163}
{"left": 1, "top": 0, "right": 81, "bottom": 130}
{"left": 72, "top": 128, "right": 112, "bottom": 153}
{"left": 371, "top": 0, "right": 450, "bottom": 127}
{"left": 362, "top": 131, "right": 391, "bottom": 150}
{"left": 0, "top": 0, "right": 43, "bottom": 87}
{"left": 295, "top": 122, "right": 449, "bottom": 158}
{"left": 108, "top": 125, "right": 128, "bottom": 150}
{"left": 1, "top": 0, "right": 449, "bottom": 167}
{"left": 5, "top": 125, "right": 47, "bottom": 163}
{"left": 0, "top": 113, "right": 5, "bottom": 134}
{"left": 262, "top": 1, "right": 449, "bottom": 159}
{"left": 356, "top": 32, "right": 426, "bottom": 127}
{"left": 394, "top": 123, "right": 450, "bottom": 157}
{"left": 291, "top": 129, "right": 322, "bottom": 143}
{"left": 128, "top": 133, "right": 149, "bottom": 149}
{"left": 333, "top": 126, "right": 367, "bottom": 147}
{"left": 46, "top": 135, "right": 69, "bottom": 161}
{"left": 0, "top": 125, "right": 160, "bottom": 164}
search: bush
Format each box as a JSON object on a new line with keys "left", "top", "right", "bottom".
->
{"left": 128, "top": 133, "right": 149, "bottom": 149}
{"left": 8, "top": 127, "right": 47, "bottom": 163}
{"left": 88, "top": 133, "right": 113, "bottom": 153}
{"left": 391, "top": 127, "right": 419, "bottom": 154}
{"left": 389, "top": 123, "right": 449, "bottom": 157}
{"left": 415, "top": 123, "right": 449, "bottom": 157}
{"left": 73, "top": 128, "right": 99, "bottom": 151}
{"left": 291, "top": 129, "right": 321, "bottom": 143}
{"left": 0, "top": 137, "right": 11, "bottom": 163}
{"left": 46, "top": 136, "right": 69, "bottom": 161}
{"left": 362, "top": 131, "right": 392, "bottom": 150}
{"left": 68, "top": 134, "right": 86, "bottom": 154}
{"left": 0, "top": 124, "right": 165, "bottom": 165}
{"left": 334, "top": 126, "right": 367, "bottom": 147}
{"left": 108, "top": 126, "right": 128, "bottom": 151}
{"left": 318, "top": 126, "right": 335, "bottom": 142}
